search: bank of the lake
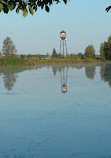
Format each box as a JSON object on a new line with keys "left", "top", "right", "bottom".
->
{"left": 0, "top": 57, "right": 111, "bottom": 66}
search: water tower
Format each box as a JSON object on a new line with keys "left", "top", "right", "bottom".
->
{"left": 60, "top": 30, "right": 67, "bottom": 56}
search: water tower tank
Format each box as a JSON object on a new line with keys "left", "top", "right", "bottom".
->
{"left": 60, "top": 30, "right": 66, "bottom": 40}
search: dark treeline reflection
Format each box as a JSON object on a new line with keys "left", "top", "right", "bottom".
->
{"left": 52, "top": 64, "right": 96, "bottom": 81}
{"left": 51, "top": 63, "right": 111, "bottom": 90}
{"left": 85, "top": 65, "right": 96, "bottom": 80}
{"left": 3, "top": 73, "right": 17, "bottom": 91}
{"left": 100, "top": 64, "right": 111, "bottom": 87}
{"left": 0, "top": 67, "right": 31, "bottom": 91}
{"left": 0, "top": 63, "right": 111, "bottom": 91}
{"left": 52, "top": 64, "right": 96, "bottom": 93}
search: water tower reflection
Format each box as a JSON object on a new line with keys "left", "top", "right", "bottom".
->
{"left": 60, "top": 67, "right": 68, "bottom": 93}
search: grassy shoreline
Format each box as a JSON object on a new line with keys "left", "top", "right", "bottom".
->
{"left": 0, "top": 57, "right": 111, "bottom": 66}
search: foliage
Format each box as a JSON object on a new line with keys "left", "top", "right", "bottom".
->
{"left": 0, "top": 0, "right": 110, "bottom": 17}
{"left": 108, "top": 35, "right": 111, "bottom": 43}
{"left": 0, "top": 0, "right": 68, "bottom": 17}
{"left": 52, "top": 48, "right": 65, "bottom": 58}
{"left": 52, "top": 48, "right": 57, "bottom": 58}
{"left": 57, "top": 53, "right": 65, "bottom": 58}
{"left": 2, "top": 37, "right": 17, "bottom": 57}
{"left": 100, "top": 35, "right": 111, "bottom": 60}
{"left": 0, "top": 51, "right": 2, "bottom": 58}
{"left": 106, "top": 6, "right": 111, "bottom": 12}
{"left": 100, "top": 43, "right": 105, "bottom": 60}
{"left": 104, "top": 42, "right": 111, "bottom": 60}
{"left": 78, "top": 53, "right": 84, "bottom": 59}
{"left": 2, "top": 34, "right": 111, "bottom": 66}
{"left": 84, "top": 45, "right": 95, "bottom": 59}
{"left": 66, "top": 53, "right": 70, "bottom": 58}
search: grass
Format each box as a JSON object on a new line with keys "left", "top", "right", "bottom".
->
{"left": 0, "top": 58, "right": 35, "bottom": 66}
{"left": 0, "top": 57, "right": 110, "bottom": 66}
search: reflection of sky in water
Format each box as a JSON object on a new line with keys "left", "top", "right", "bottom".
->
{"left": 0, "top": 64, "right": 111, "bottom": 158}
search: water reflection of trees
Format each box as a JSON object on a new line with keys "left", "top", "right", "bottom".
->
{"left": 51, "top": 63, "right": 111, "bottom": 89}
{"left": 3, "top": 73, "right": 17, "bottom": 91}
{"left": 51, "top": 64, "right": 98, "bottom": 92}
{"left": 1, "top": 63, "right": 111, "bottom": 91}
{"left": 52, "top": 64, "right": 96, "bottom": 81}
{"left": 52, "top": 67, "right": 57, "bottom": 76}
{"left": 100, "top": 64, "right": 111, "bottom": 87}
{"left": 51, "top": 64, "right": 83, "bottom": 77}
{"left": 0, "top": 67, "right": 30, "bottom": 91}
{"left": 85, "top": 65, "right": 96, "bottom": 80}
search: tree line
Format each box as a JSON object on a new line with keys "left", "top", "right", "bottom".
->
{"left": 1, "top": 64, "right": 111, "bottom": 91}
{"left": 52, "top": 35, "right": 111, "bottom": 60}
{"left": 1, "top": 35, "right": 111, "bottom": 60}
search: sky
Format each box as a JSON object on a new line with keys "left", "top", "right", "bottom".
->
{"left": 0, "top": 0, "right": 111, "bottom": 55}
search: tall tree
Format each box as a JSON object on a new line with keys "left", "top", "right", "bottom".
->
{"left": 2, "top": 37, "right": 17, "bottom": 57}
{"left": 108, "top": 35, "right": 111, "bottom": 43}
{"left": 100, "top": 43, "right": 105, "bottom": 60}
{"left": 52, "top": 48, "right": 57, "bottom": 58}
{"left": 84, "top": 45, "right": 95, "bottom": 59}
{"left": 0, "top": 51, "right": 2, "bottom": 58}
{"left": 0, "top": 0, "right": 68, "bottom": 17}
{"left": 107, "top": 36, "right": 111, "bottom": 59}
{"left": 102, "top": 36, "right": 111, "bottom": 60}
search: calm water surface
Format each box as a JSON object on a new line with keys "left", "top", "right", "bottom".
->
{"left": 0, "top": 63, "right": 111, "bottom": 158}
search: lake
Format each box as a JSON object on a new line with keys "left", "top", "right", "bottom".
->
{"left": 0, "top": 63, "right": 111, "bottom": 158}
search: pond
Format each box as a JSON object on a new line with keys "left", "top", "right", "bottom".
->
{"left": 0, "top": 63, "right": 111, "bottom": 158}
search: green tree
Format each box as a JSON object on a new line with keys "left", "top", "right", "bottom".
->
{"left": 100, "top": 43, "right": 105, "bottom": 60}
{"left": 66, "top": 53, "right": 70, "bottom": 58}
{"left": 20, "top": 54, "right": 26, "bottom": 58}
{"left": 0, "top": 0, "right": 68, "bottom": 17}
{"left": 108, "top": 35, "right": 111, "bottom": 43}
{"left": 78, "top": 53, "right": 84, "bottom": 59}
{"left": 57, "top": 53, "right": 64, "bottom": 58}
{"left": 107, "top": 35, "right": 111, "bottom": 59}
{"left": 102, "top": 36, "right": 111, "bottom": 60}
{"left": 46, "top": 53, "right": 49, "bottom": 58}
{"left": 2, "top": 37, "right": 17, "bottom": 57}
{"left": 0, "top": 51, "right": 2, "bottom": 58}
{"left": 84, "top": 45, "right": 95, "bottom": 59}
{"left": 103, "top": 42, "right": 109, "bottom": 59}
{"left": 52, "top": 48, "right": 57, "bottom": 58}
